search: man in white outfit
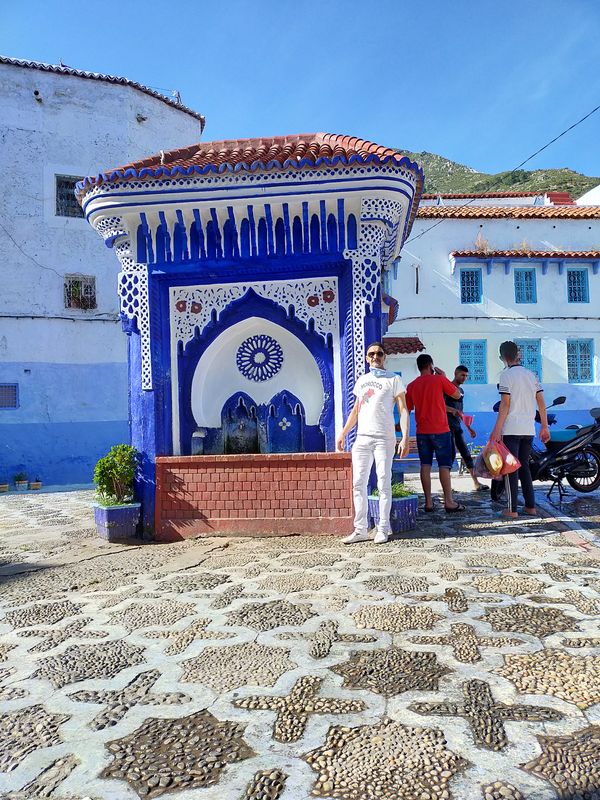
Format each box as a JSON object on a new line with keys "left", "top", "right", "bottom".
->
{"left": 336, "top": 342, "right": 409, "bottom": 544}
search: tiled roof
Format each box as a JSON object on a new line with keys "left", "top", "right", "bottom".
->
{"left": 451, "top": 249, "right": 600, "bottom": 259}
{"left": 422, "top": 191, "right": 542, "bottom": 199}
{"left": 76, "top": 133, "right": 424, "bottom": 195}
{"left": 417, "top": 206, "right": 600, "bottom": 219}
{"left": 383, "top": 337, "right": 425, "bottom": 355}
{"left": 0, "top": 55, "right": 205, "bottom": 125}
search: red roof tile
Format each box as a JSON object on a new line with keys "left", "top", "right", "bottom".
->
{"left": 451, "top": 249, "right": 600, "bottom": 259}
{"left": 76, "top": 133, "right": 424, "bottom": 196}
{"left": 383, "top": 337, "right": 425, "bottom": 355}
{"left": 0, "top": 55, "right": 205, "bottom": 124}
{"left": 417, "top": 206, "right": 600, "bottom": 219}
{"left": 422, "top": 191, "right": 542, "bottom": 199}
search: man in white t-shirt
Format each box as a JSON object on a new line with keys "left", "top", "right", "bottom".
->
{"left": 336, "top": 342, "right": 409, "bottom": 544}
{"left": 490, "top": 340, "right": 550, "bottom": 518}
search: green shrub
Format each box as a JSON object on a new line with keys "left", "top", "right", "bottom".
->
{"left": 371, "top": 482, "right": 414, "bottom": 499}
{"left": 93, "top": 444, "right": 139, "bottom": 506}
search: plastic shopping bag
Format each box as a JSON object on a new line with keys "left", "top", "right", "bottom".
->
{"left": 482, "top": 441, "right": 504, "bottom": 478}
{"left": 496, "top": 441, "right": 521, "bottom": 476}
{"left": 473, "top": 451, "right": 493, "bottom": 479}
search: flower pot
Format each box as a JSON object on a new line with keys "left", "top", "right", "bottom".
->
{"left": 93, "top": 502, "right": 141, "bottom": 542}
{"left": 368, "top": 494, "right": 418, "bottom": 535}
{"left": 28, "top": 481, "right": 42, "bottom": 490}
{"left": 0, "top": 483, "right": 9, "bottom": 493}
{"left": 14, "top": 480, "right": 28, "bottom": 492}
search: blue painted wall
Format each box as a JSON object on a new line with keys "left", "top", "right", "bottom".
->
{"left": 0, "top": 362, "right": 128, "bottom": 485}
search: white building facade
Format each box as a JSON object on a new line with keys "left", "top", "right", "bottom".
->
{"left": 0, "top": 57, "right": 204, "bottom": 485}
{"left": 385, "top": 191, "right": 600, "bottom": 439}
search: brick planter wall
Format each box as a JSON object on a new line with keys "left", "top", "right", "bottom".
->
{"left": 154, "top": 452, "right": 353, "bottom": 541}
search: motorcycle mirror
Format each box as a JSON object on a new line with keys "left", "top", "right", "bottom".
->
{"left": 552, "top": 396, "right": 566, "bottom": 406}
{"left": 590, "top": 407, "right": 600, "bottom": 421}
{"left": 493, "top": 401, "right": 501, "bottom": 413}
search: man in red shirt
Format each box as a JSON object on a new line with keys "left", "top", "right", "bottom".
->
{"left": 406, "top": 353, "right": 465, "bottom": 513}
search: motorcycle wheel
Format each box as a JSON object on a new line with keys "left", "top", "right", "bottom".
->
{"left": 490, "top": 479, "right": 505, "bottom": 502}
{"left": 566, "top": 447, "right": 600, "bottom": 493}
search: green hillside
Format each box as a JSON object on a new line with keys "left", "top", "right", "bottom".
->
{"left": 399, "top": 149, "right": 599, "bottom": 198}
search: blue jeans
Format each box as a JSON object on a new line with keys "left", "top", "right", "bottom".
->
{"left": 416, "top": 432, "right": 454, "bottom": 469}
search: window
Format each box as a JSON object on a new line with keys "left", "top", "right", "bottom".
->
{"left": 567, "top": 339, "right": 594, "bottom": 383}
{"left": 55, "top": 175, "right": 84, "bottom": 218}
{"left": 460, "top": 268, "right": 482, "bottom": 303}
{"left": 567, "top": 268, "right": 589, "bottom": 303}
{"left": 514, "top": 268, "right": 537, "bottom": 303}
{"left": 64, "top": 275, "right": 96, "bottom": 310}
{"left": 0, "top": 384, "right": 18, "bottom": 409}
{"left": 459, "top": 340, "right": 487, "bottom": 383}
{"left": 515, "top": 339, "right": 542, "bottom": 380}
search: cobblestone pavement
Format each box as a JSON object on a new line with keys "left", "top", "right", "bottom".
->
{"left": 0, "top": 480, "right": 599, "bottom": 800}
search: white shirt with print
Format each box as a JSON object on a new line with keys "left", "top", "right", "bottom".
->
{"left": 353, "top": 371, "right": 405, "bottom": 439}
{"left": 498, "top": 365, "right": 543, "bottom": 436}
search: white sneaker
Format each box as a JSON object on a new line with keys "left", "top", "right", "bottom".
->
{"left": 373, "top": 530, "right": 389, "bottom": 544}
{"left": 342, "top": 530, "right": 371, "bottom": 544}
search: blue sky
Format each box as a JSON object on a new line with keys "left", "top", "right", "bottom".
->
{"left": 2, "top": 0, "right": 599, "bottom": 176}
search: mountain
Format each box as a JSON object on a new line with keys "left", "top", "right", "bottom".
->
{"left": 398, "top": 149, "right": 600, "bottom": 198}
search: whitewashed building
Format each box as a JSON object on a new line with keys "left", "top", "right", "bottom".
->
{"left": 0, "top": 57, "right": 205, "bottom": 485}
{"left": 385, "top": 191, "right": 600, "bottom": 436}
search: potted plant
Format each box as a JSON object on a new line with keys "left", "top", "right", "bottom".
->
{"left": 28, "top": 477, "right": 42, "bottom": 490}
{"left": 93, "top": 444, "right": 141, "bottom": 542}
{"left": 14, "top": 472, "right": 28, "bottom": 492}
{"left": 0, "top": 479, "right": 9, "bottom": 493}
{"left": 368, "top": 482, "right": 419, "bottom": 535}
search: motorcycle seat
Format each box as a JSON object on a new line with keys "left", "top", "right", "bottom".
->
{"left": 549, "top": 429, "right": 579, "bottom": 443}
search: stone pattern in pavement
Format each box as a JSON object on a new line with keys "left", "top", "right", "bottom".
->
{"left": 1, "top": 480, "right": 600, "bottom": 800}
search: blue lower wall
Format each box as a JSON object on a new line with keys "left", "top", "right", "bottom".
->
{"left": 0, "top": 420, "right": 129, "bottom": 485}
{"left": 0, "top": 361, "right": 128, "bottom": 485}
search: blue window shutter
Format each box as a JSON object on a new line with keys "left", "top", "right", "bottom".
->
{"left": 567, "top": 339, "right": 594, "bottom": 383}
{"left": 567, "top": 268, "right": 589, "bottom": 303}
{"left": 514, "top": 269, "right": 537, "bottom": 303}
{"left": 515, "top": 339, "right": 542, "bottom": 380}
{"left": 459, "top": 340, "right": 487, "bottom": 383}
{"left": 460, "top": 268, "right": 482, "bottom": 303}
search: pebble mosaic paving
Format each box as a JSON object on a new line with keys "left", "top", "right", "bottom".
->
{"left": 1, "top": 481, "right": 600, "bottom": 800}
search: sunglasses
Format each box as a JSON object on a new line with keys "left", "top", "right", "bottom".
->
{"left": 367, "top": 350, "right": 384, "bottom": 358}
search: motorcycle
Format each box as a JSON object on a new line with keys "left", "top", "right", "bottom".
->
{"left": 490, "top": 396, "right": 600, "bottom": 501}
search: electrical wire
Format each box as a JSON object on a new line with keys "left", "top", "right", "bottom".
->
{"left": 404, "top": 102, "right": 600, "bottom": 245}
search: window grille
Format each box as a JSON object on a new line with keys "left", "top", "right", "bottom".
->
{"left": 567, "top": 339, "right": 594, "bottom": 383}
{"left": 0, "top": 384, "right": 18, "bottom": 409}
{"left": 460, "top": 268, "right": 482, "bottom": 303}
{"left": 458, "top": 340, "right": 487, "bottom": 383}
{"left": 515, "top": 339, "right": 542, "bottom": 380}
{"left": 514, "top": 269, "right": 537, "bottom": 303}
{"left": 567, "top": 268, "right": 589, "bottom": 303}
{"left": 64, "top": 275, "right": 97, "bottom": 310}
{"left": 55, "top": 175, "right": 84, "bottom": 218}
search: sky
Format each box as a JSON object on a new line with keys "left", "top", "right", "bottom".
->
{"left": 2, "top": 0, "right": 600, "bottom": 177}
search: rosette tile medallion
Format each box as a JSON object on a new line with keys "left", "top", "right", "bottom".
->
{"left": 102, "top": 710, "right": 254, "bottom": 798}
{"left": 304, "top": 719, "right": 468, "bottom": 800}
{"left": 75, "top": 134, "right": 423, "bottom": 538}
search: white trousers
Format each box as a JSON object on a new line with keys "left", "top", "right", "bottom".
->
{"left": 351, "top": 434, "right": 396, "bottom": 534}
